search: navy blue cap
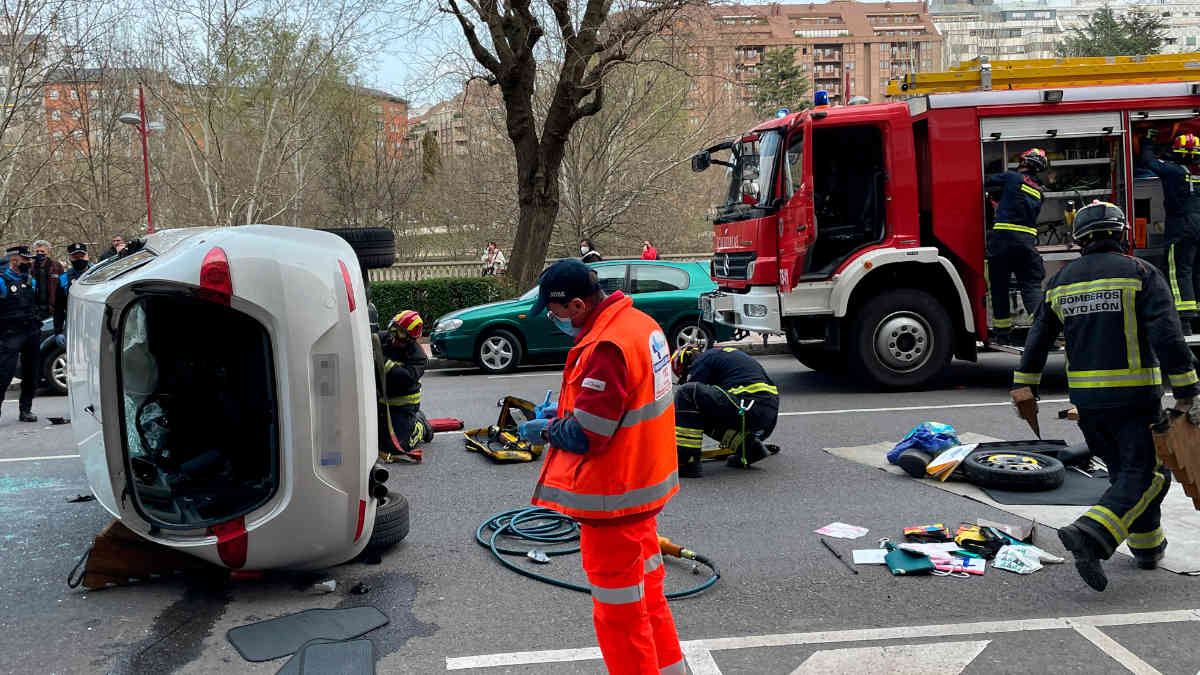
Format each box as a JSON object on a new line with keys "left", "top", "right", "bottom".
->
{"left": 66, "top": 242, "right": 87, "bottom": 254}
{"left": 5, "top": 245, "right": 31, "bottom": 258}
{"left": 528, "top": 258, "right": 599, "bottom": 318}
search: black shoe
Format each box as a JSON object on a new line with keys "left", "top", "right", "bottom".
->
{"left": 1133, "top": 540, "right": 1167, "bottom": 570}
{"left": 679, "top": 460, "right": 702, "bottom": 479}
{"left": 1059, "top": 525, "right": 1108, "bottom": 591}
{"left": 19, "top": 412, "right": 37, "bottom": 423}
{"left": 1182, "top": 319, "right": 1194, "bottom": 336}
{"left": 726, "top": 438, "right": 769, "bottom": 468}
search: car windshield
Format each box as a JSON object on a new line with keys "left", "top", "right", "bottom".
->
{"left": 710, "top": 130, "right": 784, "bottom": 218}
{"left": 519, "top": 285, "right": 539, "bottom": 301}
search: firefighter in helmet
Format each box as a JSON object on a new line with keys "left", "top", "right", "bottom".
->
{"left": 378, "top": 310, "right": 432, "bottom": 462}
{"left": 1012, "top": 201, "right": 1200, "bottom": 591}
{"left": 1140, "top": 132, "right": 1200, "bottom": 333}
{"left": 985, "top": 147, "right": 1049, "bottom": 346}
{"left": 672, "top": 345, "right": 780, "bottom": 478}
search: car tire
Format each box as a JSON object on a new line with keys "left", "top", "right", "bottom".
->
{"left": 366, "top": 491, "right": 410, "bottom": 552}
{"left": 849, "top": 289, "right": 952, "bottom": 390}
{"left": 42, "top": 348, "right": 68, "bottom": 395}
{"left": 318, "top": 227, "right": 395, "bottom": 269}
{"left": 670, "top": 321, "right": 715, "bottom": 352}
{"left": 961, "top": 450, "right": 1065, "bottom": 491}
{"left": 475, "top": 329, "right": 523, "bottom": 373}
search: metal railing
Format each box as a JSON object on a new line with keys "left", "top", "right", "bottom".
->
{"left": 367, "top": 252, "right": 712, "bottom": 282}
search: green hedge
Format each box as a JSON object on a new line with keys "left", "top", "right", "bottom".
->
{"left": 370, "top": 276, "right": 514, "bottom": 327}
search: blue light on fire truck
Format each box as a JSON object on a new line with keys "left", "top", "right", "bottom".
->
{"left": 814, "top": 90, "right": 829, "bottom": 107}
{"left": 776, "top": 108, "right": 789, "bottom": 118}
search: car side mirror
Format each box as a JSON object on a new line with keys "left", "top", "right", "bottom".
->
{"left": 691, "top": 151, "right": 711, "bottom": 173}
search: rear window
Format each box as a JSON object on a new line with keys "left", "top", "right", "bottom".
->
{"left": 119, "top": 294, "right": 279, "bottom": 528}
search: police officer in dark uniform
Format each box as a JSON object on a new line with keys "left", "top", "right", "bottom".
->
{"left": 986, "top": 148, "right": 1049, "bottom": 345}
{"left": 1012, "top": 201, "right": 1200, "bottom": 591}
{"left": 378, "top": 309, "right": 432, "bottom": 463}
{"left": 1140, "top": 133, "right": 1200, "bottom": 333}
{"left": 0, "top": 245, "right": 41, "bottom": 422}
{"left": 671, "top": 345, "right": 780, "bottom": 478}
{"left": 53, "top": 243, "right": 91, "bottom": 342}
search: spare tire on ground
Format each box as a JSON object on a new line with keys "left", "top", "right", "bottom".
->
{"left": 961, "top": 450, "right": 1065, "bottom": 491}
{"left": 366, "top": 491, "right": 409, "bottom": 552}
{"left": 318, "top": 227, "right": 396, "bottom": 269}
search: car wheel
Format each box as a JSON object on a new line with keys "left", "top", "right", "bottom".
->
{"left": 849, "top": 289, "right": 952, "bottom": 390}
{"left": 671, "top": 321, "right": 714, "bottom": 352}
{"left": 42, "top": 348, "right": 68, "bottom": 395}
{"left": 475, "top": 329, "right": 523, "bottom": 373}
{"left": 961, "top": 450, "right": 1065, "bottom": 491}
{"left": 318, "top": 227, "right": 396, "bottom": 269}
{"left": 366, "top": 491, "right": 410, "bottom": 552}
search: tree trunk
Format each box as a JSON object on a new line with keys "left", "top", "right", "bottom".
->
{"left": 509, "top": 174, "right": 559, "bottom": 291}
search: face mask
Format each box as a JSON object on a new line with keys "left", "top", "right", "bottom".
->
{"left": 17, "top": 262, "right": 31, "bottom": 273}
{"left": 35, "top": 253, "right": 45, "bottom": 261}
{"left": 580, "top": 246, "right": 589, "bottom": 255}
{"left": 550, "top": 313, "right": 580, "bottom": 337}
{"left": 71, "top": 259, "right": 88, "bottom": 272}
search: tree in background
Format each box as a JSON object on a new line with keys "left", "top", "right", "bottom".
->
{"left": 1056, "top": 6, "right": 1166, "bottom": 57}
{"left": 746, "top": 46, "right": 811, "bottom": 119}
{"left": 421, "top": 131, "right": 441, "bottom": 178}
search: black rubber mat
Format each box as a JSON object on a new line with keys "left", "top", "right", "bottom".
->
{"left": 276, "top": 638, "right": 375, "bottom": 675}
{"left": 227, "top": 607, "right": 388, "bottom": 662}
{"left": 982, "top": 470, "right": 1109, "bottom": 506}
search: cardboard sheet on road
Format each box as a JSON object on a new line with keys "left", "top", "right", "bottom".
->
{"left": 825, "top": 433, "right": 1200, "bottom": 574}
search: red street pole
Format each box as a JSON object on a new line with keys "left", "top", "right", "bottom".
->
{"left": 136, "top": 82, "right": 154, "bottom": 234}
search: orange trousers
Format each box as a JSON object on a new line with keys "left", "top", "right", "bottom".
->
{"left": 579, "top": 516, "right": 685, "bottom": 675}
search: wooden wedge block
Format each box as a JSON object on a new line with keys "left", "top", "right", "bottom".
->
{"left": 79, "top": 520, "right": 219, "bottom": 590}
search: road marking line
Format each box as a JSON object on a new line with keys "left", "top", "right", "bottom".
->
{"left": 790, "top": 639, "right": 990, "bottom": 675}
{"left": 681, "top": 643, "right": 722, "bottom": 675}
{"left": 446, "top": 609, "right": 1200, "bottom": 670}
{"left": 1069, "top": 623, "right": 1161, "bottom": 675}
{"left": 0, "top": 454, "right": 80, "bottom": 463}
{"left": 779, "top": 399, "right": 1070, "bottom": 417}
{"left": 486, "top": 372, "right": 560, "bottom": 379}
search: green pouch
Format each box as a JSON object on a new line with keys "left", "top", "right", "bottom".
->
{"left": 884, "top": 543, "right": 935, "bottom": 576}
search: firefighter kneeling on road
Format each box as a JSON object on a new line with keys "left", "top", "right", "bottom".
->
{"left": 379, "top": 310, "right": 432, "bottom": 463}
{"left": 672, "top": 345, "right": 780, "bottom": 478}
{"left": 1011, "top": 201, "right": 1200, "bottom": 591}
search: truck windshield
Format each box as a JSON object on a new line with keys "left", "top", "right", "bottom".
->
{"left": 712, "top": 130, "right": 783, "bottom": 218}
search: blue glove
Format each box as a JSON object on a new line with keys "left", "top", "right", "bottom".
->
{"left": 517, "top": 418, "right": 550, "bottom": 444}
{"left": 55, "top": 333, "right": 65, "bottom": 348}
{"left": 534, "top": 390, "right": 557, "bottom": 419}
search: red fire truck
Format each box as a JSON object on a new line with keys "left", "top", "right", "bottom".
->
{"left": 694, "top": 55, "right": 1200, "bottom": 389}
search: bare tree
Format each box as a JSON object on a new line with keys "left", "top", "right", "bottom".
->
{"left": 436, "top": 0, "right": 708, "bottom": 289}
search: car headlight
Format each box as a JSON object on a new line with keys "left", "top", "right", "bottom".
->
{"left": 434, "top": 318, "right": 463, "bottom": 333}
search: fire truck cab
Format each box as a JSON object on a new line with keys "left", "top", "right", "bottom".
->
{"left": 695, "top": 65, "right": 1200, "bottom": 390}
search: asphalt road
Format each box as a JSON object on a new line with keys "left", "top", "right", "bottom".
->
{"left": 2, "top": 352, "right": 1199, "bottom": 674}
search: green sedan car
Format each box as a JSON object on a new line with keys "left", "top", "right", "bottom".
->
{"left": 429, "top": 260, "right": 732, "bottom": 373}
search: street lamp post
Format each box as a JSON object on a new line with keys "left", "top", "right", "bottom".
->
{"left": 118, "top": 82, "right": 154, "bottom": 235}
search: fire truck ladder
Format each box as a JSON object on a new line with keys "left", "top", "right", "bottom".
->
{"left": 887, "top": 53, "right": 1200, "bottom": 96}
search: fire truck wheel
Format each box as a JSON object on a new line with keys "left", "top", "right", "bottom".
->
{"left": 850, "top": 289, "right": 952, "bottom": 390}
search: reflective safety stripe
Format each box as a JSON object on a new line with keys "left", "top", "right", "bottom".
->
{"left": 660, "top": 658, "right": 688, "bottom": 675}
{"left": 1122, "top": 465, "right": 1167, "bottom": 531}
{"left": 728, "top": 382, "right": 778, "bottom": 396}
{"left": 1067, "top": 368, "right": 1162, "bottom": 388}
{"left": 675, "top": 425, "right": 703, "bottom": 449}
{"left": 1127, "top": 527, "right": 1166, "bottom": 550}
{"left": 620, "top": 394, "right": 672, "bottom": 428}
{"left": 574, "top": 408, "right": 619, "bottom": 436}
{"left": 1020, "top": 184, "right": 1042, "bottom": 200}
{"left": 533, "top": 471, "right": 679, "bottom": 514}
{"left": 644, "top": 552, "right": 664, "bottom": 574}
{"left": 1169, "top": 370, "right": 1200, "bottom": 387}
{"left": 1013, "top": 371, "right": 1042, "bottom": 385}
{"left": 380, "top": 392, "right": 421, "bottom": 406}
{"left": 994, "top": 222, "right": 1038, "bottom": 236}
{"left": 1168, "top": 244, "right": 1190, "bottom": 311}
{"left": 993, "top": 317, "right": 1013, "bottom": 329}
{"left": 590, "top": 580, "right": 644, "bottom": 605}
{"left": 1083, "top": 505, "right": 1128, "bottom": 543}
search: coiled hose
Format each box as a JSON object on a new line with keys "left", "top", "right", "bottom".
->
{"left": 476, "top": 507, "right": 720, "bottom": 599}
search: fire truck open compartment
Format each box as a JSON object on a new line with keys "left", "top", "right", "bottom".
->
{"left": 810, "top": 125, "right": 887, "bottom": 275}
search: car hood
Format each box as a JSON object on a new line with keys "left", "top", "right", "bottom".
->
{"left": 436, "top": 297, "right": 533, "bottom": 327}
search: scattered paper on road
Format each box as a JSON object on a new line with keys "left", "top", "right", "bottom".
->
{"left": 815, "top": 522, "right": 869, "bottom": 539}
{"left": 852, "top": 549, "right": 888, "bottom": 565}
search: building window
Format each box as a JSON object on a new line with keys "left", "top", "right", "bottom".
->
{"left": 49, "top": 89, "right": 59, "bottom": 99}
{"left": 1189, "top": 37, "right": 1197, "bottom": 46}
{"left": 89, "top": 90, "right": 99, "bottom": 99}
{"left": 52, "top": 130, "right": 63, "bottom": 139}
{"left": 69, "top": 90, "right": 78, "bottom": 100}
{"left": 51, "top": 109, "right": 60, "bottom": 120}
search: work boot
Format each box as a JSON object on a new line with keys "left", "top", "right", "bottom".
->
{"left": 726, "top": 437, "right": 769, "bottom": 468}
{"left": 1133, "top": 540, "right": 1168, "bottom": 570}
{"left": 1058, "top": 524, "right": 1108, "bottom": 591}
{"left": 679, "top": 458, "right": 703, "bottom": 479}
{"left": 1182, "top": 318, "right": 1193, "bottom": 336}
{"left": 990, "top": 330, "right": 1013, "bottom": 347}
{"left": 19, "top": 411, "right": 37, "bottom": 423}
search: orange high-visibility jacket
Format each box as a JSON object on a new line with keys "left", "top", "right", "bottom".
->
{"left": 532, "top": 295, "right": 679, "bottom": 520}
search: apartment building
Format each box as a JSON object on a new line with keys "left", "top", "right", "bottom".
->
{"left": 404, "top": 79, "right": 504, "bottom": 158}
{"left": 676, "top": 1, "right": 944, "bottom": 109}
{"left": 1059, "top": 0, "right": 1200, "bottom": 53}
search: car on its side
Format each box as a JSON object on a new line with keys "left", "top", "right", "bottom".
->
{"left": 429, "top": 260, "right": 732, "bottom": 373}
{"left": 67, "top": 226, "right": 403, "bottom": 570}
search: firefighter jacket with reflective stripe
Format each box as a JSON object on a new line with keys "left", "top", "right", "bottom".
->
{"left": 1014, "top": 241, "right": 1200, "bottom": 408}
{"left": 53, "top": 266, "right": 89, "bottom": 334}
{"left": 532, "top": 294, "right": 679, "bottom": 520}
{"left": 380, "top": 336, "right": 425, "bottom": 407}
{"left": 1141, "top": 144, "right": 1200, "bottom": 235}
{"left": 684, "top": 347, "right": 778, "bottom": 400}
{"left": 986, "top": 170, "right": 1044, "bottom": 236}
{"left": 0, "top": 267, "right": 37, "bottom": 327}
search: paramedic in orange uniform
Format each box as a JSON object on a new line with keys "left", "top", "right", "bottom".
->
{"left": 517, "top": 258, "right": 685, "bottom": 675}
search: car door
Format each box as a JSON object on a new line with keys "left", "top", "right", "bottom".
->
{"left": 628, "top": 264, "right": 692, "bottom": 338}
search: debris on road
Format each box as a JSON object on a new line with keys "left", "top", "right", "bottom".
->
{"left": 66, "top": 494, "right": 95, "bottom": 503}
{"left": 311, "top": 579, "right": 337, "bottom": 593}
{"left": 814, "top": 522, "right": 869, "bottom": 539}
{"left": 350, "top": 581, "right": 370, "bottom": 595}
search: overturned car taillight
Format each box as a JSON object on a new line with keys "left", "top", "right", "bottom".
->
{"left": 339, "top": 259, "right": 356, "bottom": 313}
{"left": 196, "top": 246, "right": 232, "bottom": 305}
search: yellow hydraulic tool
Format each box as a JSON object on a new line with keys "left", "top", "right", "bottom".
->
{"left": 463, "top": 395, "right": 546, "bottom": 462}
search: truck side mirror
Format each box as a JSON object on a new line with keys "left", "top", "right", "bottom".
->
{"left": 691, "top": 151, "right": 711, "bottom": 173}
